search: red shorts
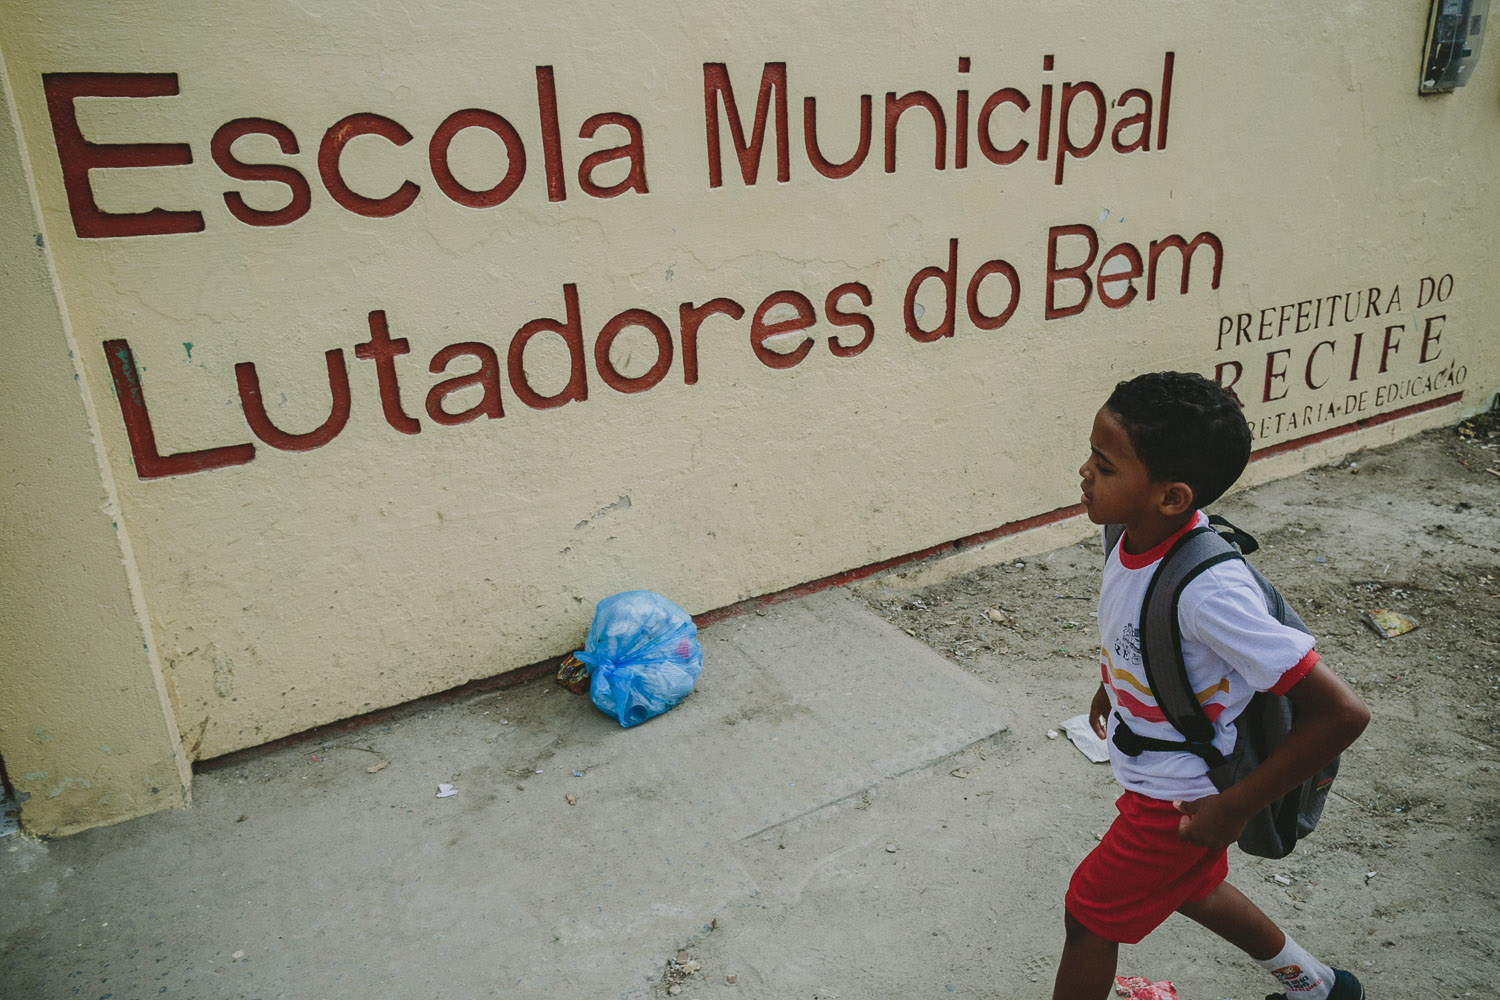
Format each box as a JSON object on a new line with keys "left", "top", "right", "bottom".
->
{"left": 1065, "top": 791, "right": 1229, "bottom": 944}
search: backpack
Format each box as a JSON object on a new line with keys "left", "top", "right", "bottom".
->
{"left": 1103, "top": 515, "right": 1339, "bottom": 860}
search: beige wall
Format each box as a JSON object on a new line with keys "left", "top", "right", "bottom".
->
{"left": 2, "top": 2, "right": 1496, "bottom": 834}
{"left": 0, "top": 57, "right": 192, "bottom": 836}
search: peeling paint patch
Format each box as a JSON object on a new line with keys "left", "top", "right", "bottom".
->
{"left": 577, "top": 495, "right": 632, "bottom": 528}
{"left": 0, "top": 792, "right": 18, "bottom": 835}
{"left": 46, "top": 776, "right": 92, "bottom": 799}
{"left": 211, "top": 649, "right": 234, "bottom": 698}
{"left": 188, "top": 717, "right": 210, "bottom": 758}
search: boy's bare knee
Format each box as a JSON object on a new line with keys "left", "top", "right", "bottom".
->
{"left": 1063, "top": 909, "right": 1099, "bottom": 943}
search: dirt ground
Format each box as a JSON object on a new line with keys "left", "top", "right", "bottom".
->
{"left": 3, "top": 416, "right": 1496, "bottom": 1000}
{"left": 836, "top": 415, "right": 1499, "bottom": 999}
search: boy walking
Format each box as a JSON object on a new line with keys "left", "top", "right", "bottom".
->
{"left": 1053, "top": 372, "right": 1371, "bottom": 1000}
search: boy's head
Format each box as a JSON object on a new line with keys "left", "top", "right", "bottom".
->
{"left": 1103, "top": 371, "right": 1251, "bottom": 509}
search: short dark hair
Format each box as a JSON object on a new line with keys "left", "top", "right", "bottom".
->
{"left": 1105, "top": 371, "right": 1251, "bottom": 508}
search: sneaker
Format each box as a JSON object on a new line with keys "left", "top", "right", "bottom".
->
{"left": 1264, "top": 967, "right": 1365, "bottom": 1000}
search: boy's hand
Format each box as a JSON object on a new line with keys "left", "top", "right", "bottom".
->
{"left": 1089, "top": 683, "right": 1110, "bottom": 739}
{"left": 1173, "top": 660, "right": 1369, "bottom": 851}
{"left": 1171, "top": 794, "right": 1250, "bottom": 850}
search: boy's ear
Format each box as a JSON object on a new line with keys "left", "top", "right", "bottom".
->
{"left": 1157, "top": 481, "right": 1196, "bottom": 517}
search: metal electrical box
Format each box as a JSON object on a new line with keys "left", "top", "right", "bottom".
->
{"left": 1421, "top": 0, "right": 1489, "bottom": 92}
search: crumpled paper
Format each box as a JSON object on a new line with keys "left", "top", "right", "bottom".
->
{"left": 1114, "top": 975, "right": 1178, "bottom": 999}
{"left": 1362, "top": 608, "right": 1418, "bottom": 638}
{"left": 1060, "top": 713, "right": 1109, "bottom": 763}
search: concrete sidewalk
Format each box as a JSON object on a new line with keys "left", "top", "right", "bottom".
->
{"left": 8, "top": 422, "right": 1499, "bottom": 1000}
{"left": 0, "top": 589, "right": 1015, "bottom": 1000}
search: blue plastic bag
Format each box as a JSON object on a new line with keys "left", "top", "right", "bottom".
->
{"left": 573, "top": 591, "right": 703, "bottom": 728}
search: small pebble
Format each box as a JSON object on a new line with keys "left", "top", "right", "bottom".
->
{"left": 726, "top": 973, "right": 738, "bottom": 985}
{"left": 885, "top": 843, "right": 898, "bottom": 853}
{"left": 1046, "top": 730, "right": 1059, "bottom": 740}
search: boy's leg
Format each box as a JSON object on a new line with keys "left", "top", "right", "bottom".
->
{"left": 1176, "top": 879, "right": 1284, "bottom": 959}
{"left": 1179, "top": 881, "right": 1354, "bottom": 1000}
{"left": 1050, "top": 911, "right": 1118, "bottom": 1000}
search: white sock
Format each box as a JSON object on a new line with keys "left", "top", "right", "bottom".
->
{"left": 1257, "top": 935, "right": 1336, "bottom": 1000}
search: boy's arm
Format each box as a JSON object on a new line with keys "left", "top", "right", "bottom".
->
{"left": 1172, "top": 659, "right": 1370, "bottom": 849}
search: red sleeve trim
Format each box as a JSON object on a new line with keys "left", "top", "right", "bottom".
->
{"left": 1270, "top": 648, "right": 1320, "bottom": 695}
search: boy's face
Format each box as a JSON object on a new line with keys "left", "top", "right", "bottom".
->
{"left": 1079, "top": 406, "right": 1160, "bottom": 527}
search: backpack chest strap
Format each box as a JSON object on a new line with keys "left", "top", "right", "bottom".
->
{"left": 1111, "top": 712, "right": 1231, "bottom": 770}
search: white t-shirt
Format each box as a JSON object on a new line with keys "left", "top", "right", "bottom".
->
{"left": 1098, "top": 512, "right": 1318, "bottom": 801}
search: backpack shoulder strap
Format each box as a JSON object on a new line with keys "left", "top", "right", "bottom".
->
{"left": 1138, "top": 525, "right": 1242, "bottom": 746}
{"left": 1206, "top": 513, "right": 1260, "bottom": 555}
{"left": 1103, "top": 523, "right": 1124, "bottom": 559}
{"left": 1207, "top": 514, "right": 1313, "bottom": 637}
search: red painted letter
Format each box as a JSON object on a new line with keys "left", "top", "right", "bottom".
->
{"left": 1045, "top": 224, "right": 1098, "bottom": 320}
{"left": 427, "top": 343, "right": 505, "bottom": 424}
{"left": 751, "top": 291, "right": 816, "bottom": 369}
{"left": 703, "top": 62, "right": 789, "bottom": 187}
{"left": 679, "top": 297, "right": 745, "bottom": 385}
{"left": 596, "top": 309, "right": 673, "bottom": 393}
{"left": 967, "top": 260, "right": 1020, "bottom": 330}
{"left": 1146, "top": 232, "right": 1223, "bottom": 300}
{"left": 577, "top": 113, "right": 649, "bottom": 198}
{"left": 508, "top": 284, "right": 589, "bottom": 409}
{"left": 356, "top": 311, "right": 421, "bottom": 434}
{"left": 236, "top": 350, "right": 351, "bottom": 450}
{"left": 976, "top": 88, "right": 1029, "bottom": 165}
{"left": 212, "top": 118, "right": 312, "bottom": 227}
{"left": 804, "top": 96, "right": 872, "bottom": 179}
{"left": 825, "top": 283, "right": 874, "bottom": 357}
{"left": 43, "top": 73, "right": 204, "bottom": 238}
{"left": 429, "top": 109, "right": 526, "bottom": 208}
{"left": 906, "top": 239, "right": 958, "bottom": 341}
{"left": 884, "top": 91, "right": 946, "bottom": 173}
{"left": 320, "top": 114, "right": 420, "bottom": 217}
{"left": 103, "top": 339, "right": 254, "bottom": 478}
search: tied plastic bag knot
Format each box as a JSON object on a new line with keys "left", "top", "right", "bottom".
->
{"left": 573, "top": 591, "right": 703, "bottom": 727}
{"left": 555, "top": 654, "right": 591, "bottom": 695}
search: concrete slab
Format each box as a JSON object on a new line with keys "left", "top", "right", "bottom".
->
{"left": 0, "top": 589, "right": 1007, "bottom": 1000}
